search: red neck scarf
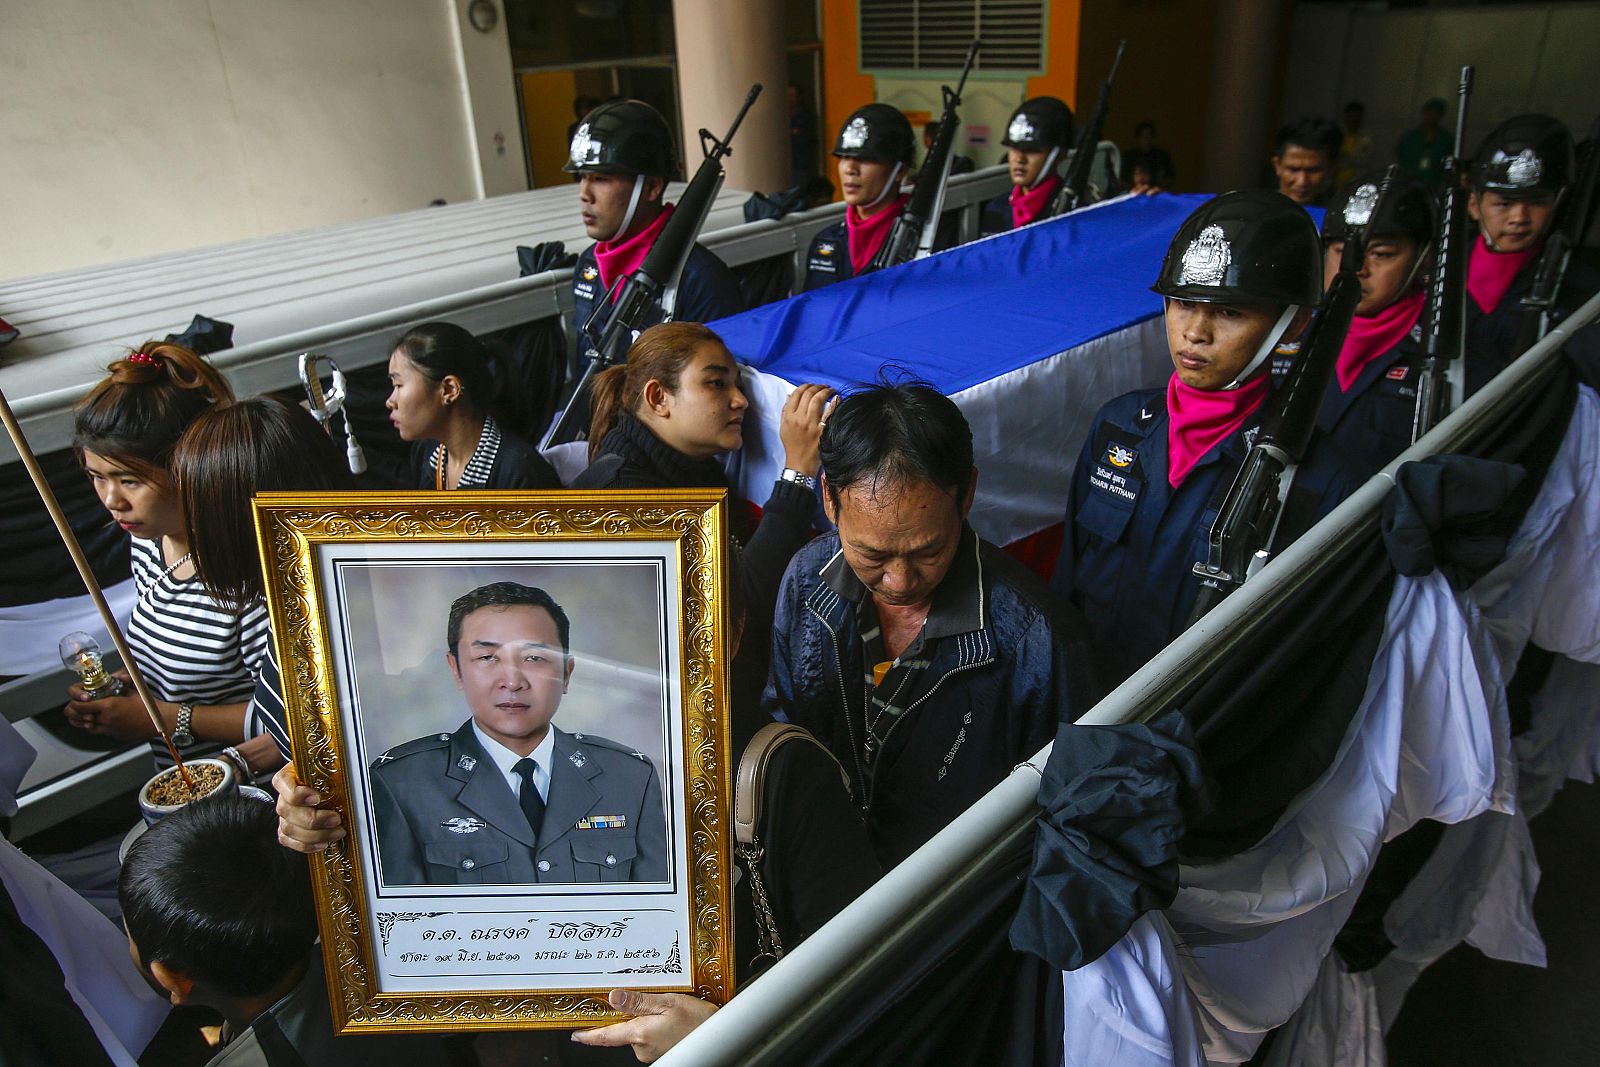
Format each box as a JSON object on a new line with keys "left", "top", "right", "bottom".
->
{"left": 1010, "top": 174, "right": 1061, "bottom": 229}
{"left": 1337, "top": 287, "right": 1427, "bottom": 392}
{"left": 1466, "top": 234, "right": 1538, "bottom": 315}
{"left": 1166, "top": 372, "right": 1272, "bottom": 488}
{"left": 846, "top": 195, "right": 909, "bottom": 273}
{"left": 594, "top": 203, "right": 675, "bottom": 290}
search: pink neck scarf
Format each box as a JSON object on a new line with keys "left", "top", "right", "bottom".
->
{"left": 1337, "top": 287, "right": 1427, "bottom": 392}
{"left": 1466, "top": 234, "right": 1537, "bottom": 315}
{"left": 1166, "top": 372, "right": 1272, "bottom": 488}
{"left": 846, "top": 195, "right": 908, "bottom": 273}
{"left": 1010, "top": 174, "right": 1061, "bottom": 229}
{"left": 594, "top": 203, "right": 675, "bottom": 290}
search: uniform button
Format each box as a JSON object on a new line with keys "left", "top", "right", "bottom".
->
{"left": 461, "top": 858, "right": 475, "bottom": 870}
{"left": 537, "top": 860, "right": 551, "bottom": 873}
{"left": 605, "top": 854, "right": 617, "bottom": 867}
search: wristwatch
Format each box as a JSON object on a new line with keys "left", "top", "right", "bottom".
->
{"left": 172, "top": 703, "right": 196, "bottom": 748}
{"left": 780, "top": 467, "right": 817, "bottom": 491}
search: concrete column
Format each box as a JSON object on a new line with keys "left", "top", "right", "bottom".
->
{"left": 448, "top": 0, "right": 529, "bottom": 198}
{"left": 1202, "top": 0, "right": 1284, "bottom": 192}
{"left": 672, "top": 0, "right": 790, "bottom": 193}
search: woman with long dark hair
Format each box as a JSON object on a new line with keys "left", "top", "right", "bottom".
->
{"left": 387, "top": 321, "right": 561, "bottom": 490}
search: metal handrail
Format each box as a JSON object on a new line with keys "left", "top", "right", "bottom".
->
{"left": 1, "top": 167, "right": 1013, "bottom": 459}
{"left": 658, "top": 290, "right": 1600, "bottom": 1065}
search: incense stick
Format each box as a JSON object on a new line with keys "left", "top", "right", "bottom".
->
{"left": 0, "top": 388, "right": 194, "bottom": 787}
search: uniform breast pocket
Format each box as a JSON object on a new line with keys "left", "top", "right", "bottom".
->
{"left": 1075, "top": 490, "right": 1136, "bottom": 545}
{"left": 424, "top": 839, "right": 510, "bottom": 884}
{"left": 570, "top": 833, "right": 638, "bottom": 883}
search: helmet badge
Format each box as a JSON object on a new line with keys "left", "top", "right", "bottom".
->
{"left": 569, "top": 122, "right": 600, "bottom": 167}
{"left": 841, "top": 117, "right": 869, "bottom": 150}
{"left": 1505, "top": 148, "right": 1543, "bottom": 188}
{"left": 1343, "top": 183, "right": 1379, "bottom": 228}
{"left": 1008, "top": 115, "right": 1036, "bottom": 143}
{"left": 1178, "top": 224, "right": 1232, "bottom": 287}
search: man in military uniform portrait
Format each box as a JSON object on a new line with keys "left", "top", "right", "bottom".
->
{"left": 368, "top": 581, "right": 668, "bottom": 887}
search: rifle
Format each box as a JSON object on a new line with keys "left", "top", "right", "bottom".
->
{"left": 1411, "top": 65, "right": 1474, "bottom": 442}
{"left": 542, "top": 83, "right": 763, "bottom": 449}
{"left": 1048, "top": 39, "right": 1127, "bottom": 219}
{"left": 1187, "top": 168, "right": 1401, "bottom": 625}
{"left": 1512, "top": 114, "right": 1600, "bottom": 357}
{"left": 868, "top": 40, "right": 980, "bottom": 271}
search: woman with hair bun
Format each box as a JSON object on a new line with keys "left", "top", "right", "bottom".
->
{"left": 64, "top": 341, "right": 274, "bottom": 773}
{"left": 386, "top": 321, "right": 562, "bottom": 490}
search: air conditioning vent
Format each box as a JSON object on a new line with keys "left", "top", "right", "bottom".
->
{"left": 859, "top": 0, "right": 1045, "bottom": 73}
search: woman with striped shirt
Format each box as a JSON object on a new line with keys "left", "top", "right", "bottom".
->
{"left": 64, "top": 342, "right": 275, "bottom": 775}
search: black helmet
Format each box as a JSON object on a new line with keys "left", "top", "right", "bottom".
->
{"left": 1322, "top": 171, "right": 1437, "bottom": 249}
{"left": 1471, "top": 114, "right": 1574, "bottom": 197}
{"left": 1152, "top": 190, "right": 1323, "bottom": 307}
{"left": 832, "top": 103, "right": 915, "bottom": 167}
{"left": 1001, "top": 97, "right": 1075, "bottom": 151}
{"left": 564, "top": 99, "right": 676, "bottom": 178}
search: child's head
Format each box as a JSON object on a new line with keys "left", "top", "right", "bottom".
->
{"left": 119, "top": 791, "right": 316, "bottom": 1007}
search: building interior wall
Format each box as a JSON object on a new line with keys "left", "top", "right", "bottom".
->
{"left": 0, "top": 0, "right": 516, "bottom": 281}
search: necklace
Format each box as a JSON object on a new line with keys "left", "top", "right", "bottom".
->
{"left": 141, "top": 550, "right": 194, "bottom": 605}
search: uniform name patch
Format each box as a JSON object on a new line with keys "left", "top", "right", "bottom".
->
{"left": 577, "top": 815, "right": 627, "bottom": 830}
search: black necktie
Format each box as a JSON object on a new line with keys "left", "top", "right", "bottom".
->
{"left": 512, "top": 757, "right": 545, "bottom": 838}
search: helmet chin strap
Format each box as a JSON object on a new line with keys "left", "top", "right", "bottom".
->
{"left": 864, "top": 162, "right": 906, "bottom": 210}
{"left": 1223, "top": 304, "right": 1300, "bottom": 390}
{"left": 1030, "top": 146, "right": 1062, "bottom": 189}
{"left": 610, "top": 174, "right": 647, "bottom": 242}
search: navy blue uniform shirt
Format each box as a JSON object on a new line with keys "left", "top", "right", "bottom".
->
{"left": 1317, "top": 323, "right": 1428, "bottom": 480}
{"left": 1465, "top": 249, "right": 1600, "bottom": 394}
{"left": 1055, "top": 386, "right": 1361, "bottom": 689}
{"left": 801, "top": 218, "right": 855, "bottom": 292}
{"left": 570, "top": 240, "right": 744, "bottom": 344}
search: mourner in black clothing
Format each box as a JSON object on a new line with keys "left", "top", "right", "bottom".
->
{"left": 801, "top": 103, "right": 916, "bottom": 292}
{"left": 1121, "top": 121, "right": 1176, "bottom": 194}
{"left": 386, "top": 322, "right": 562, "bottom": 490}
{"left": 1271, "top": 115, "right": 1342, "bottom": 208}
{"left": 572, "top": 321, "right": 834, "bottom": 662}
{"left": 565, "top": 100, "right": 744, "bottom": 342}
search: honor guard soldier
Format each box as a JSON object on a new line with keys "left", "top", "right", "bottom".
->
{"left": 1053, "top": 191, "right": 1360, "bottom": 688}
{"left": 1464, "top": 114, "right": 1600, "bottom": 387}
{"left": 566, "top": 100, "right": 744, "bottom": 340}
{"left": 980, "top": 97, "right": 1075, "bottom": 236}
{"left": 800, "top": 103, "right": 916, "bottom": 292}
{"left": 1316, "top": 172, "right": 1440, "bottom": 477}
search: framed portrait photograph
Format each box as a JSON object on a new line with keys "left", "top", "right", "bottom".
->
{"left": 253, "top": 490, "right": 733, "bottom": 1033}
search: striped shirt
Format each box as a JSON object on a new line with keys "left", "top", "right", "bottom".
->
{"left": 425, "top": 416, "right": 502, "bottom": 490}
{"left": 127, "top": 537, "right": 268, "bottom": 708}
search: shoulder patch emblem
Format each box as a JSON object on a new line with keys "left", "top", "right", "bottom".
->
{"left": 840, "top": 117, "right": 869, "bottom": 150}
{"left": 1506, "top": 148, "right": 1543, "bottom": 188}
{"left": 1178, "top": 224, "right": 1231, "bottom": 287}
{"left": 1386, "top": 365, "right": 1411, "bottom": 381}
{"left": 456, "top": 755, "right": 477, "bottom": 772}
{"left": 1106, "top": 443, "right": 1137, "bottom": 469}
{"left": 1007, "top": 115, "right": 1036, "bottom": 143}
{"left": 582, "top": 265, "right": 598, "bottom": 281}
{"left": 442, "top": 817, "right": 485, "bottom": 835}
{"left": 569, "top": 750, "right": 587, "bottom": 768}
{"left": 818, "top": 241, "right": 834, "bottom": 256}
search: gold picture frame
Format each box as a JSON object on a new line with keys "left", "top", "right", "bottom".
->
{"left": 253, "top": 490, "right": 734, "bottom": 1033}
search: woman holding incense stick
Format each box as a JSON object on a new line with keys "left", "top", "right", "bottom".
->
{"left": 64, "top": 342, "right": 277, "bottom": 776}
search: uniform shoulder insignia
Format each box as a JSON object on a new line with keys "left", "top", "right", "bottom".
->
{"left": 378, "top": 732, "right": 452, "bottom": 763}
{"left": 568, "top": 732, "right": 640, "bottom": 758}
{"left": 1134, "top": 406, "right": 1158, "bottom": 429}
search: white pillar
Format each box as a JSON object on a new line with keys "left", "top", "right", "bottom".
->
{"left": 671, "top": 0, "right": 790, "bottom": 193}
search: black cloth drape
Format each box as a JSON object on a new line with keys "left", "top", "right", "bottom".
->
{"left": 0, "top": 877, "right": 119, "bottom": 1067}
